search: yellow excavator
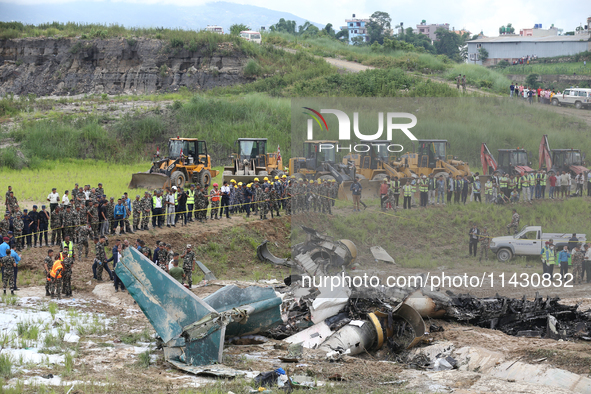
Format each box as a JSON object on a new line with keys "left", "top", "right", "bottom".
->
{"left": 222, "top": 138, "right": 284, "bottom": 184}
{"left": 129, "top": 137, "right": 218, "bottom": 190}
{"left": 341, "top": 140, "right": 471, "bottom": 200}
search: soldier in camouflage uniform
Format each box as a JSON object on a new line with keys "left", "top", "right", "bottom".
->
{"left": 269, "top": 185, "right": 280, "bottom": 218}
{"left": 94, "top": 236, "right": 108, "bottom": 281}
{"left": 6, "top": 192, "right": 18, "bottom": 215}
{"left": 157, "top": 242, "right": 168, "bottom": 271}
{"left": 259, "top": 186, "right": 270, "bottom": 220}
{"left": 572, "top": 244, "right": 585, "bottom": 284}
{"left": 284, "top": 180, "right": 293, "bottom": 215}
{"left": 88, "top": 201, "right": 100, "bottom": 237}
{"left": 132, "top": 195, "right": 142, "bottom": 231}
{"left": 479, "top": 227, "right": 490, "bottom": 262}
{"left": 50, "top": 206, "right": 63, "bottom": 246}
{"left": 331, "top": 180, "right": 338, "bottom": 206}
{"left": 321, "top": 180, "right": 332, "bottom": 214}
{"left": 1, "top": 248, "right": 16, "bottom": 295}
{"left": 196, "top": 185, "right": 208, "bottom": 222}
{"left": 76, "top": 224, "right": 92, "bottom": 259}
{"left": 71, "top": 184, "right": 79, "bottom": 208}
{"left": 63, "top": 205, "right": 76, "bottom": 241}
{"left": 106, "top": 198, "right": 115, "bottom": 234}
{"left": 43, "top": 250, "right": 54, "bottom": 296}
{"left": 141, "top": 192, "right": 151, "bottom": 230}
{"left": 13, "top": 212, "right": 24, "bottom": 251}
{"left": 181, "top": 244, "right": 195, "bottom": 287}
{"left": 0, "top": 213, "right": 10, "bottom": 238}
{"left": 61, "top": 256, "right": 74, "bottom": 297}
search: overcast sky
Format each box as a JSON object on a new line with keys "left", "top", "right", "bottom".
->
{"left": 2, "top": 0, "right": 589, "bottom": 36}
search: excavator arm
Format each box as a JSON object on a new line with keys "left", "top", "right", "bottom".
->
{"left": 481, "top": 143, "right": 497, "bottom": 176}
{"left": 539, "top": 135, "right": 552, "bottom": 171}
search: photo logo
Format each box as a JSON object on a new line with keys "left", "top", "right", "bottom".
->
{"left": 304, "top": 108, "right": 418, "bottom": 141}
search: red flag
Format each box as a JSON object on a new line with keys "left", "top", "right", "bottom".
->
{"left": 180, "top": 147, "right": 183, "bottom": 157}
{"left": 277, "top": 145, "right": 281, "bottom": 162}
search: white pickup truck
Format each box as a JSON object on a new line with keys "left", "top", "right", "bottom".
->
{"left": 489, "top": 225, "right": 586, "bottom": 262}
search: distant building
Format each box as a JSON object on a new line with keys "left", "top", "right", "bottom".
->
{"left": 205, "top": 25, "right": 224, "bottom": 34}
{"left": 452, "top": 29, "right": 471, "bottom": 36}
{"left": 414, "top": 20, "right": 450, "bottom": 41}
{"left": 520, "top": 24, "right": 562, "bottom": 37}
{"left": 345, "top": 14, "right": 370, "bottom": 44}
{"left": 467, "top": 34, "right": 591, "bottom": 66}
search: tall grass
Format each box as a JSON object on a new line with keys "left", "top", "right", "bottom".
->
{"left": 265, "top": 32, "right": 450, "bottom": 73}
{"left": 445, "top": 64, "right": 512, "bottom": 94}
{"left": 498, "top": 62, "right": 591, "bottom": 76}
{"left": 285, "top": 68, "right": 460, "bottom": 97}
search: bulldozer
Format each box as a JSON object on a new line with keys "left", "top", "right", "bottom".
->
{"left": 398, "top": 139, "right": 472, "bottom": 178}
{"left": 129, "top": 137, "right": 219, "bottom": 190}
{"left": 480, "top": 143, "right": 534, "bottom": 177}
{"left": 221, "top": 138, "right": 284, "bottom": 184}
{"left": 289, "top": 141, "right": 357, "bottom": 183}
{"left": 539, "top": 134, "right": 588, "bottom": 177}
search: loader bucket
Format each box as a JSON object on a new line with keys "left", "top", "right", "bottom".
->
{"left": 221, "top": 174, "right": 259, "bottom": 186}
{"left": 129, "top": 172, "right": 171, "bottom": 190}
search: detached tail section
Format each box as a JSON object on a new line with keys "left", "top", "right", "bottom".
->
{"left": 116, "top": 247, "right": 282, "bottom": 366}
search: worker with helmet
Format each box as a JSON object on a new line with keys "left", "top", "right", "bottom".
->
{"left": 210, "top": 183, "right": 221, "bottom": 220}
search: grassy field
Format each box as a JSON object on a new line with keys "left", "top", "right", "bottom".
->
{"left": 297, "top": 197, "right": 591, "bottom": 270}
{"left": 498, "top": 62, "right": 591, "bottom": 77}
{"left": 264, "top": 32, "right": 511, "bottom": 95}
{"left": 0, "top": 160, "right": 225, "bottom": 205}
{"left": 291, "top": 97, "right": 590, "bottom": 168}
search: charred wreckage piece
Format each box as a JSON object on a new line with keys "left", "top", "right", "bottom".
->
{"left": 115, "top": 228, "right": 591, "bottom": 374}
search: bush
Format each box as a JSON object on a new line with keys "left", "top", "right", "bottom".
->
{"left": 243, "top": 59, "right": 262, "bottom": 77}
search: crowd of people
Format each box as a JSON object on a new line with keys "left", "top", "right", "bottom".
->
{"left": 368, "top": 169, "right": 590, "bottom": 211}
{"left": 509, "top": 83, "right": 562, "bottom": 103}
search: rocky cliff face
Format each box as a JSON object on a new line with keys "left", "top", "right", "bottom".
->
{"left": 0, "top": 37, "right": 249, "bottom": 96}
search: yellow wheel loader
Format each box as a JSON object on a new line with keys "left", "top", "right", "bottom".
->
{"left": 221, "top": 138, "right": 284, "bottom": 184}
{"left": 129, "top": 137, "right": 219, "bottom": 190}
{"left": 289, "top": 141, "right": 357, "bottom": 187}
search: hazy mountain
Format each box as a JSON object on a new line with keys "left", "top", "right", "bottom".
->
{"left": 0, "top": 0, "right": 324, "bottom": 32}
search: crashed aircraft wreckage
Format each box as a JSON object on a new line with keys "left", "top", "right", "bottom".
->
{"left": 116, "top": 228, "right": 591, "bottom": 373}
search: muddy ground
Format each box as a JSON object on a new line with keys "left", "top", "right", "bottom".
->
{"left": 2, "top": 211, "right": 590, "bottom": 393}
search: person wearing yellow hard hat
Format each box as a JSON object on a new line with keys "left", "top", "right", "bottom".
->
{"left": 282, "top": 174, "right": 287, "bottom": 178}
{"left": 238, "top": 182, "right": 243, "bottom": 186}
{"left": 231, "top": 179, "right": 236, "bottom": 183}
{"left": 274, "top": 176, "right": 279, "bottom": 180}
{"left": 254, "top": 177, "right": 259, "bottom": 182}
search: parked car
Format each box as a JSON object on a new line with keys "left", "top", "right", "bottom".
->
{"left": 239, "top": 30, "right": 261, "bottom": 44}
{"left": 551, "top": 88, "right": 591, "bottom": 109}
{"left": 490, "top": 225, "right": 586, "bottom": 262}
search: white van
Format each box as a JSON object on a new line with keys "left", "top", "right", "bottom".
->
{"left": 205, "top": 25, "right": 224, "bottom": 34}
{"left": 240, "top": 30, "right": 261, "bottom": 44}
{"left": 551, "top": 88, "right": 591, "bottom": 109}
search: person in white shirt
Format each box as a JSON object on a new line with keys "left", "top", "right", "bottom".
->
{"left": 559, "top": 172, "right": 569, "bottom": 198}
{"left": 47, "top": 188, "right": 60, "bottom": 212}
{"left": 61, "top": 190, "right": 70, "bottom": 206}
{"left": 220, "top": 181, "right": 231, "bottom": 219}
{"left": 166, "top": 187, "right": 176, "bottom": 227}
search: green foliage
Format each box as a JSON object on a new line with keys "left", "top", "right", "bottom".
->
{"left": 0, "top": 353, "right": 13, "bottom": 379}
{"left": 445, "top": 63, "right": 511, "bottom": 94}
{"left": 367, "top": 11, "right": 391, "bottom": 44}
{"left": 243, "top": 59, "right": 262, "bottom": 77}
{"left": 478, "top": 47, "right": 489, "bottom": 61}
{"left": 137, "top": 350, "right": 151, "bottom": 368}
{"left": 286, "top": 68, "right": 458, "bottom": 97}
{"left": 498, "top": 61, "right": 591, "bottom": 77}
{"left": 229, "top": 23, "right": 250, "bottom": 36}
{"left": 159, "top": 64, "right": 168, "bottom": 77}
{"left": 434, "top": 28, "right": 468, "bottom": 62}
{"left": 525, "top": 73, "right": 540, "bottom": 89}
